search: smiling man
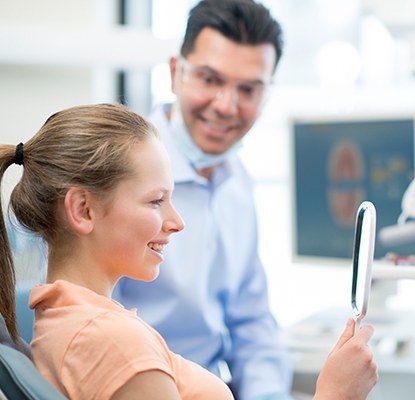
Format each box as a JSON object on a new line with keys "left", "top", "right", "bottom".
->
{"left": 113, "top": 1, "right": 292, "bottom": 399}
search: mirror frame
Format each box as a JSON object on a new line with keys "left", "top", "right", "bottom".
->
{"left": 351, "top": 201, "right": 376, "bottom": 324}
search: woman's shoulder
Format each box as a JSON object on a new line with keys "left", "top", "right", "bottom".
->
{"left": 67, "top": 309, "right": 172, "bottom": 361}
{"left": 81, "top": 310, "right": 157, "bottom": 339}
{"left": 59, "top": 310, "right": 177, "bottom": 400}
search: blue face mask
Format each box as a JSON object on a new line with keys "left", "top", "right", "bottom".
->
{"left": 169, "top": 103, "right": 242, "bottom": 170}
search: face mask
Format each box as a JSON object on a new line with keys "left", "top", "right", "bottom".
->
{"left": 169, "top": 103, "right": 242, "bottom": 170}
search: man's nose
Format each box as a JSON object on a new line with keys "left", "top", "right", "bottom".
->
{"left": 211, "top": 85, "right": 239, "bottom": 116}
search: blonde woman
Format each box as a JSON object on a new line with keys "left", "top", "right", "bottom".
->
{"left": 0, "top": 104, "right": 377, "bottom": 400}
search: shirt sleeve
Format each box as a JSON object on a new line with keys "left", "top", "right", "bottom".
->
{"left": 60, "top": 311, "right": 175, "bottom": 400}
{"left": 223, "top": 179, "right": 294, "bottom": 400}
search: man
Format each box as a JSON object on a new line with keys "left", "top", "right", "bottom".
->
{"left": 3, "top": 1, "right": 378, "bottom": 397}
{"left": 114, "top": 1, "right": 291, "bottom": 399}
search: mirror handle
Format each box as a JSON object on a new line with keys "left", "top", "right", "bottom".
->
{"left": 353, "top": 315, "right": 362, "bottom": 334}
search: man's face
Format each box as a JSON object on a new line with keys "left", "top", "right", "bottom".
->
{"left": 171, "top": 27, "right": 276, "bottom": 155}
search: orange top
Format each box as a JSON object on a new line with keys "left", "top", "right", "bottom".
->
{"left": 29, "top": 280, "right": 233, "bottom": 400}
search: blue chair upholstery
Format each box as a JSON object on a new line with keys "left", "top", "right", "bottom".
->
{"left": 0, "top": 313, "right": 30, "bottom": 358}
{"left": 15, "top": 284, "right": 35, "bottom": 344}
{"left": 0, "top": 343, "right": 66, "bottom": 399}
{"left": 0, "top": 314, "right": 67, "bottom": 399}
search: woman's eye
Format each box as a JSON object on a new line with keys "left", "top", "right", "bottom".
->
{"left": 150, "top": 199, "right": 164, "bottom": 207}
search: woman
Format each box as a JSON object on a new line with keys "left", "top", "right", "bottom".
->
{"left": 0, "top": 104, "right": 377, "bottom": 400}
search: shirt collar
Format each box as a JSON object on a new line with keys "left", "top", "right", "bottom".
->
{"left": 29, "top": 280, "right": 133, "bottom": 314}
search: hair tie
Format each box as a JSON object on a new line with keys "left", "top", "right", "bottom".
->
{"left": 13, "top": 143, "right": 24, "bottom": 166}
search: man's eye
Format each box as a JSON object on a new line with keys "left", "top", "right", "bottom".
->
{"left": 198, "top": 72, "right": 221, "bottom": 86}
{"left": 238, "top": 85, "right": 255, "bottom": 96}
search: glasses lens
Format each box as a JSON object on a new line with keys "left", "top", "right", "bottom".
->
{"left": 180, "top": 58, "right": 268, "bottom": 107}
{"left": 236, "top": 84, "right": 266, "bottom": 106}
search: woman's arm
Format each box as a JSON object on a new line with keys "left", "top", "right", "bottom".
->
{"left": 111, "top": 370, "right": 181, "bottom": 400}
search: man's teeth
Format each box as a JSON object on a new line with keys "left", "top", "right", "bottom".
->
{"left": 148, "top": 243, "right": 165, "bottom": 253}
{"left": 205, "top": 121, "right": 230, "bottom": 131}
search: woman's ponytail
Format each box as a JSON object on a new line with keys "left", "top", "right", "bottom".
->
{"left": 0, "top": 144, "right": 22, "bottom": 342}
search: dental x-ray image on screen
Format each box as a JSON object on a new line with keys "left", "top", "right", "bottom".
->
{"left": 291, "top": 116, "right": 414, "bottom": 262}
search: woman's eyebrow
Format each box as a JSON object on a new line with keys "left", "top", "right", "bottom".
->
{"left": 146, "top": 188, "right": 170, "bottom": 196}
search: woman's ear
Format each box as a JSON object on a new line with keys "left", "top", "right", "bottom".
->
{"left": 169, "top": 56, "right": 178, "bottom": 94}
{"left": 64, "top": 187, "right": 95, "bottom": 235}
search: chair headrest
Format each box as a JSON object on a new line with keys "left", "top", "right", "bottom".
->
{"left": 0, "top": 314, "right": 31, "bottom": 358}
{"left": 0, "top": 343, "right": 67, "bottom": 399}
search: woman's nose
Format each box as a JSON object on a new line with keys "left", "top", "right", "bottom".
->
{"left": 163, "top": 206, "right": 185, "bottom": 234}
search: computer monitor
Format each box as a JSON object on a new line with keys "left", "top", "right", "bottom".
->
{"left": 291, "top": 115, "right": 415, "bottom": 264}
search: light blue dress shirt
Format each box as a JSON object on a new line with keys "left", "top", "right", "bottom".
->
{"left": 113, "top": 104, "right": 293, "bottom": 400}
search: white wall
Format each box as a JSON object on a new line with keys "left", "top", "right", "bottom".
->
{"left": 0, "top": 66, "right": 92, "bottom": 145}
{"left": 0, "top": 0, "right": 162, "bottom": 282}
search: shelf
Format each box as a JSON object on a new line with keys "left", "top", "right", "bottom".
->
{"left": 0, "top": 24, "right": 178, "bottom": 68}
{"left": 373, "top": 262, "right": 415, "bottom": 280}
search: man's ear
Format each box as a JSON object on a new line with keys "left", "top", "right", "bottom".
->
{"left": 169, "top": 56, "right": 178, "bottom": 94}
{"left": 64, "top": 187, "right": 95, "bottom": 235}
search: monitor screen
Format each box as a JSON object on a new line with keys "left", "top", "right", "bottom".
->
{"left": 291, "top": 116, "right": 415, "bottom": 262}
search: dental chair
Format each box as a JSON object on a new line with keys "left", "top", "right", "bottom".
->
{"left": 0, "top": 314, "right": 66, "bottom": 399}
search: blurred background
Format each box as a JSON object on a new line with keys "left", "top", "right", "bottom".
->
{"left": 2, "top": 1, "right": 415, "bottom": 397}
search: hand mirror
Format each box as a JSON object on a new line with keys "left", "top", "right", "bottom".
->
{"left": 351, "top": 201, "right": 376, "bottom": 331}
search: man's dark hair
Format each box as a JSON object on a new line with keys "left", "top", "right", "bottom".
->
{"left": 180, "top": 0, "right": 284, "bottom": 71}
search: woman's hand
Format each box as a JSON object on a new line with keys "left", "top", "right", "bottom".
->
{"left": 314, "top": 318, "right": 378, "bottom": 400}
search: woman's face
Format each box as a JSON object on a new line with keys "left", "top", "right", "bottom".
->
{"left": 90, "top": 137, "right": 184, "bottom": 282}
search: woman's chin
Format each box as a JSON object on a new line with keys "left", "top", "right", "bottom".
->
{"left": 136, "top": 266, "right": 160, "bottom": 282}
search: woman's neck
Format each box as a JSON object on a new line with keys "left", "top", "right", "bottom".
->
{"left": 47, "top": 250, "right": 116, "bottom": 298}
